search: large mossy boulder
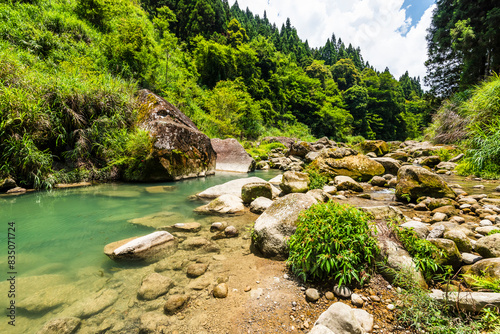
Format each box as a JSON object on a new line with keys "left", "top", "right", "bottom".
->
{"left": 395, "top": 165, "right": 456, "bottom": 202}
{"left": 428, "top": 238, "right": 462, "bottom": 270}
{"left": 252, "top": 193, "right": 317, "bottom": 259}
{"left": 241, "top": 182, "right": 273, "bottom": 204}
{"left": 360, "top": 140, "right": 389, "bottom": 157}
{"left": 211, "top": 138, "right": 256, "bottom": 173}
{"left": 129, "top": 90, "right": 216, "bottom": 181}
{"left": 312, "top": 150, "right": 384, "bottom": 182}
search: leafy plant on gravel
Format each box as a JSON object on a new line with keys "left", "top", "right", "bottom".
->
{"left": 287, "top": 202, "right": 379, "bottom": 287}
{"left": 487, "top": 229, "right": 500, "bottom": 236}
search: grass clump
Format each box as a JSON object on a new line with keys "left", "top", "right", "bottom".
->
{"left": 394, "top": 269, "right": 498, "bottom": 334}
{"left": 287, "top": 202, "right": 379, "bottom": 287}
{"left": 304, "top": 164, "right": 328, "bottom": 190}
{"left": 388, "top": 220, "right": 448, "bottom": 281}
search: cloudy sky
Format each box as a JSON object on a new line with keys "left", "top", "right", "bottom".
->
{"left": 230, "top": 0, "right": 436, "bottom": 81}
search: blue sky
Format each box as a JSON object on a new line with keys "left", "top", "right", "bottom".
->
{"left": 403, "top": 0, "right": 436, "bottom": 29}
{"left": 230, "top": 0, "right": 437, "bottom": 82}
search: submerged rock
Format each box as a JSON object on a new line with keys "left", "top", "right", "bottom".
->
{"left": 104, "top": 231, "right": 177, "bottom": 262}
{"left": 164, "top": 295, "right": 189, "bottom": 314}
{"left": 213, "top": 283, "right": 229, "bottom": 298}
{"left": 194, "top": 194, "right": 245, "bottom": 215}
{"left": 137, "top": 273, "right": 174, "bottom": 300}
{"left": 211, "top": 138, "right": 256, "bottom": 172}
{"left": 36, "top": 317, "right": 81, "bottom": 334}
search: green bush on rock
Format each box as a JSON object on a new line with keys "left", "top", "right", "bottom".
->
{"left": 287, "top": 202, "right": 379, "bottom": 286}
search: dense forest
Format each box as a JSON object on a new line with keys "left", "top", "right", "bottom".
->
{"left": 426, "top": 0, "right": 500, "bottom": 179}
{"left": 3, "top": 0, "right": 499, "bottom": 188}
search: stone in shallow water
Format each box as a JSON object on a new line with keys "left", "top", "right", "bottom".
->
{"left": 104, "top": 231, "right": 178, "bottom": 262}
{"left": 36, "top": 317, "right": 81, "bottom": 334}
{"left": 137, "top": 273, "right": 174, "bottom": 300}
{"left": 144, "top": 185, "right": 176, "bottom": 194}
{"left": 161, "top": 222, "right": 201, "bottom": 233}
{"left": 128, "top": 212, "right": 185, "bottom": 229}
{"left": 194, "top": 194, "right": 245, "bottom": 215}
{"left": 139, "top": 312, "right": 169, "bottom": 333}
{"left": 164, "top": 295, "right": 190, "bottom": 314}
{"left": 67, "top": 289, "right": 118, "bottom": 318}
{"left": 186, "top": 263, "right": 209, "bottom": 278}
{"left": 18, "top": 284, "right": 79, "bottom": 314}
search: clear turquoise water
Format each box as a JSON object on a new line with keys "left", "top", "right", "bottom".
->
{"left": 0, "top": 170, "right": 280, "bottom": 332}
{"left": 1, "top": 171, "right": 280, "bottom": 275}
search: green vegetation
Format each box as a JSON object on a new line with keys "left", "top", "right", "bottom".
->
{"left": 394, "top": 270, "right": 499, "bottom": 333}
{"left": 426, "top": 0, "right": 500, "bottom": 97}
{"left": 304, "top": 165, "right": 328, "bottom": 190}
{"left": 430, "top": 75, "right": 500, "bottom": 179}
{"left": 388, "top": 220, "right": 448, "bottom": 281}
{"left": 244, "top": 141, "right": 286, "bottom": 162}
{"left": 287, "top": 202, "right": 379, "bottom": 287}
{"left": 463, "top": 273, "right": 500, "bottom": 293}
{"left": 0, "top": 0, "right": 431, "bottom": 188}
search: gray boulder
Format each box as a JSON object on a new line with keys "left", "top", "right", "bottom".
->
{"left": 400, "top": 221, "right": 429, "bottom": 239}
{"left": 443, "top": 229, "right": 472, "bottom": 253}
{"left": 211, "top": 138, "right": 256, "bottom": 173}
{"left": 429, "top": 289, "right": 500, "bottom": 312}
{"left": 334, "top": 176, "right": 363, "bottom": 192}
{"left": 194, "top": 194, "right": 245, "bottom": 215}
{"left": 280, "top": 171, "right": 310, "bottom": 194}
{"left": 372, "top": 157, "right": 401, "bottom": 176}
{"left": 197, "top": 177, "right": 269, "bottom": 199}
{"left": 312, "top": 302, "right": 373, "bottom": 334}
{"left": 249, "top": 197, "right": 274, "bottom": 214}
{"left": 104, "top": 231, "right": 177, "bottom": 262}
{"left": 475, "top": 234, "right": 500, "bottom": 258}
{"left": 429, "top": 238, "right": 462, "bottom": 270}
{"left": 241, "top": 182, "right": 273, "bottom": 204}
{"left": 252, "top": 193, "right": 317, "bottom": 259}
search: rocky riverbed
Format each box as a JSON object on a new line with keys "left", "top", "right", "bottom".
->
{"left": 2, "top": 139, "right": 500, "bottom": 333}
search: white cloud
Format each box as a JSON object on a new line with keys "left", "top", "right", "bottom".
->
{"left": 230, "top": 0, "right": 436, "bottom": 81}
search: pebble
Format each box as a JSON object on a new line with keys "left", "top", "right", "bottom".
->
{"left": 370, "top": 295, "right": 381, "bottom": 302}
{"left": 351, "top": 293, "right": 364, "bottom": 307}
{"left": 480, "top": 219, "right": 493, "bottom": 227}
{"left": 305, "top": 288, "right": 320, "bottom": 302}
{"left": 244, "top": 286, "right": 252, "bottom": 292}
{"left": 325, "top": 292, "right": 335, "bottom": 300}
{"left": 283, "top": 274, "right": 289, "bottom": 279}
{"left": 387, "top": 304, "right": 396, "bottom": 311}
{"left": 213, "top": 283, "right": 228, "bottom": 298}
{"left": 224, "top": 226, "right": 239, "bottom": 238}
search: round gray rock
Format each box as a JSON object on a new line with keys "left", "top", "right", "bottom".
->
{"left": 475, "top": 234, "right": 500, "bottom": 258}
{"left": 249, "top": 197, "right": 274, "bottom": 214}
{"left": 305, "top": 288, "right": 320, "bottom": 302}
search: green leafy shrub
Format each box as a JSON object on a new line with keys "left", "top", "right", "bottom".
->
{"left": 304, "top": 165, "right": 328, "bottom": 190}
{"left": 287, "top": 202, "right": 379, "bottom": 286}
{"left": 245, "top": 141, "right": 286, "bottom": 161}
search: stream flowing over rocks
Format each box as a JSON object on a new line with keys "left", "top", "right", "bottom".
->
{"left": 3, "top": 138, "right": 500, "bottom": 333}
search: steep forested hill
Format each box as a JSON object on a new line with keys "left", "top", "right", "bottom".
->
{"left": 0, "top": 0, "right": 430, "bottom": 187}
